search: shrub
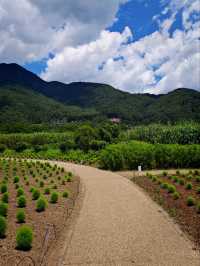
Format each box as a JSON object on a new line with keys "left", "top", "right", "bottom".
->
{"left": 16, "top": 210, "right": 25, "bottom": 223}
{"left": 32, "top": 189, "right": 40, "bottom": 200}
{"left": 196, "top": 202, "right": 200, "bottom": 214}
{"left": 0, "top": 202, "right": 8, "bottom": 217}
{"left": 176, "top": 170, "right": 180, "bottom": 175}
{"left": 173, "top": 192, "right": 180, "bottom": 200}
{"left": 52, "top": 185, "right": 57, "bottom": 190}
{"left": 196, "top": 187, "right": 200, "bottom": 194}
{"left": 195, "top": 176, "right": 200, "bottom": 182}
{"left": 50, "top": 192, "right": 58, "bottom": 204}
{"left": 16, "top": 225, "right": 33, "bottom": 251}
{"left": 36, "top": 197, "right": 47, "bottom": 212}
{"left": 185, "top": 183, "right": 192, "bottom": 190}
{"left": 194, "top": 170, "right": 199, "bottom": 175}
{"left": 186, "top": 196, "right": 195, "bottom": 206}
{"left": 39, "top": 181, "right": 44, "bottom": 188}
{"left": 62, "top": 191, "right": 69, "bottom": 198}
{"left": 167, "top": 185, "right": 176, "bottom": 193}
{"left": 186, "top": 175, "right": 193, "bottom": 180}
{"left": 2, "top": 192, "right": 9, "bottom": 203}
{"left": 17, "top": 188, "right": 24, "bottom": 197}
{"left": 178, "top": 178, "right": 185, "bottom": 185}
{"left": 65, "top": 176, "right": 72, "bottom": 182}
{"left": 161, "top": 183, "right": 169, "bottom": 189}
{"left": 13, "top": 176, "right": 20, "bottom": 183}
{"left": 17, "top": 196, "right": 26, "bottom": 208}
{"left": 152, "top": 176, "right": 157, "bottom": 182}
{"left": 29, "top": 187, "right": 35, "bottom": 193}
{"left": 172, "top": 176, "right": 178, "bottom": 183}
{"left": 1, "top": 184, "right": 7, "bottom": 194}
{"left": 44, "top": 188, "right": 50, "bottom": 195}
{"left": 0, "top": 216, "right": 7, "bottom": 238}
{"left": 163, "top": 171, "right": 168, "bottom": 176}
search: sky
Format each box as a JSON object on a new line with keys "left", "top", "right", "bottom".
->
{"left": 0, "top": 0, "right": 200, "bottom": 94}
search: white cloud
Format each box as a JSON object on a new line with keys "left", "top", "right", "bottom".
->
{"left": 0, "top": 0, "right": 126, "bottom": 63}
{"left": 1, "top": 0, "right": 200, "bottom": 94}
{"left": 42, "top": 0, "right": 200, "bottom": 94}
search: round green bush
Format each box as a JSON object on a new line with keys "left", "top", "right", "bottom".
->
{"left": 196, "top": 202, "right": 200, "bottom": 214}
{"left": 162, "top": 171, "right": 168, "bottom": 177}
{"left": 185, "top": 183, "right": 192, "bottom": 190}
{"left": 0, "top": 216, "right": 7, "bottom": 238}
{"left": 186, "top": 196, "right": 195, "bottom": 206}
{"left": 195, "top": 176, "right": 200, "bottom": 183}
{"left": 17, "top": 196, "right": 26, "bottom": 208}
{"left": 16, "top": 225, "right": 33, "bottom": 251}
{"left": 44, "top": 188, "right": 50, "bottom": 195}
{"left": 29, "top": 187, "right": 35, "bottom": 193}
{"left": 2, "top": 192, "right": 9, "bottom": 203}
{"left": 186, "top": 175, "right": 193, "bottom": 180}
{"left": 173, "top": 192, "right": 180, "bottom": 200}
{"left": 172, "top": 176, "right": 178, "bottom": 183}
{"left": 36, "top": 197, "right": 47, "bottom": 212}
{"left": 17, "top": 187, "right": 24, "bottom": 197}
{"left": 167, "top": 185, "right": 176, "bottom": 193}
{"left": 32, "top": 189, "right": 40, "bottom": 200}
{"left": 13, "top": 176, "right": 20, "bottom": 183}
{"left": 196, "top": 187, "right": 200, "bottom": 194}
{"left": 16, "top": 210, "right": 25, "bottom": 223}
{"left": 178, "top": 178, "right": 185, "bottom": 185}
{"left": 161, "top": 183, "right": 169, "bottom": 189}
{"left": 62, "top": 191, "right": 69, "bottom": 198}
{"left": 50, "top": 192, "right": 58, "bottom": 204}
{"left": 39, "top": 181, "right": 44, "bottom": 188}
{"left": 0, "top": 202, "right": 8, "bottom": 217}
{"left": 1, "top": 184, "right": 7, "bottom": 194}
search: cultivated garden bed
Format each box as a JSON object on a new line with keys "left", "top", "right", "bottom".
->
{"left": 132, "top": 170, "right": 200, "bottom": 249}
{"left": 0, "top": 159, "right": 79, "bottom": 265}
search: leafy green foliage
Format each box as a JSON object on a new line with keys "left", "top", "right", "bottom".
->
{"left": 16, "top": 225, "right": 33, "bottom": 250}
{"left": 0, "top": 216, "right": 7, "bottom": 238}
{"left": 0, "top": 202, "right": 8, "bottom": 217}
{"left": 100, "top": 141, "right": 200, "bottom": 171}
{"left": 16, "top": 209, "right": 25, "bottom": 223}
{"left": 36, "top": 197, "right": 47, "bottom": 212}
{"left": 17, "top": 196, "right": 26, "bottom": 208}
{"left": 50, "top": 192, "right": 58, "bottom": 204}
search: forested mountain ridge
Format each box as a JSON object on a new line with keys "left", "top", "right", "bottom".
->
{"left": 0, "top": 63, "right": 200, "bottom": 124}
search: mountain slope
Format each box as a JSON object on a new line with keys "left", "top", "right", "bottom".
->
{"left": 0, "top": 85, "right": 98, "bottom": 124}
{"left": 0, "top": 63, "right": 200, "bottom": 124}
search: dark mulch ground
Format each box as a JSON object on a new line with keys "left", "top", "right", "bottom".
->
{"left": 132, "top": 174, "right": 200, "bottom": 250}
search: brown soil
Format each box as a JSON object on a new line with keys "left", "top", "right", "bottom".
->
{"left": 131, "top": 173, "right": 200, "bottom": 249}
{"left": 0, "top": 160, "right": 79, "bottom": 266}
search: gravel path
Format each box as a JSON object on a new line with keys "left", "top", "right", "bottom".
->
{"left": 55, "top": 162, "right": 200, "bottom": 266}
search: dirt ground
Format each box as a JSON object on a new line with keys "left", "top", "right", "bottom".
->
{"left": 0, "top": 160, "right": 80, "bottom": 266}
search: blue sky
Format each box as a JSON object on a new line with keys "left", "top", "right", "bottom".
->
{"left": 24, "top": 0, "right": 184, "bottom": 75}
{"left": 1, "top": 0, "right": 200, "bottom": 94}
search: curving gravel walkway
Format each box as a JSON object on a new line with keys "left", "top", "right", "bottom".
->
{"left": 54, "top": 162, "right": 200, "bottom": 266}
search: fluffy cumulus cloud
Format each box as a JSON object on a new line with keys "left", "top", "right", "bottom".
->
{"left": 42, "top": 0, "right": 200, "bottom": 94}
{"left": 0, "top": 0, "right": 126, "bottom": 63}
{"left": 1, "top": 0, "right": 200, "bottom": 94}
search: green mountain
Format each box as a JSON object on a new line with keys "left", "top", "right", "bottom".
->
{"left": 0, "top": 63, "right": 200, "bottom": 124}
{"left": 0, "top": 85, "right": 98, "bottom": 124}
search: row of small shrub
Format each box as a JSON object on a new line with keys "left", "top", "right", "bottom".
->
{"left": 99, "top": 141, "right": 200, "bottom": 170}
{"left": 147, "top": 174, "right": 200, "bottom": 213}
